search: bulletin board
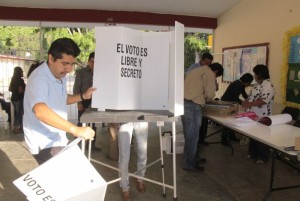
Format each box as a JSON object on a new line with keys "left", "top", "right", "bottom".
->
{"left": 222, "top": 43, "right": 269, "bottom": 82}
{"left": 282, "top": 26, "right": 300, "bottom": 106}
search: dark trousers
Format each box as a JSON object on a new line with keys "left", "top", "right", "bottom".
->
{"left": 198, "top": 117, "right": 208, "bottom": 144}
{"left": 12, "top": 100, "right": 23, "bottom": 127}
{"left": 221, "top": 127, "right": 235, "bottom": 142}
{"left": 33, "top": 146, "right": 64, "bottom": 165}
{"left": 248, "top": 140, "right": 270, "bottom": 162}
{"left": 195, "top": 117, "right": 208, "bottom": 161}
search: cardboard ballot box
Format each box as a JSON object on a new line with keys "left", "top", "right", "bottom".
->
{"left": 203, "top": 101, "right": 239, "bottom": 117}
{"left": 13, "top": 139, "right": 107, "bottom": 201}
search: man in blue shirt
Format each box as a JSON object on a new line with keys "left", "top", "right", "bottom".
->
{"left": 186, "top": 52, "right": 213, "bottom": 74}
{"left": 23, "top": 38, "right": 96, "bottom": 165}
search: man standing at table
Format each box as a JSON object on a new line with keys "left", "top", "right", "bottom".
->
{"left": 73, "top": 52, "right": 101, "bottom": 151}
{"left": 185, "top": 53, "right": 214, "bottom": 148}
{"left": 182, "top": 62, "right": 223, "bottom": 172}
{"left": 186, "top": 52, "right": 213, "bottom": 74}
{"left": 23, "top": 38, "right": 96, "bottom": 165}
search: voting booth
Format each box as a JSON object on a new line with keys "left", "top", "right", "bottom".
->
{"left": 13, "top": 22, "right": 184, "bottom": 201}
{"left": 92, "top": 22, "right": 184, "bottom": 117}
{"left": 83, "top": 22, "right": 184, "bottom": 199}
{"left": 13, "top": 139, "right": 107, "bottom": 201}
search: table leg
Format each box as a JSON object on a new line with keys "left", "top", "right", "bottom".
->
{"left": 263, "top": 149, "right": 276, "bottom": 201}
{"left": 157, "top": 122, "right": 166, "bottom": 197}
{"left": 172, "top": 122, "right": 178, "bottom": 201}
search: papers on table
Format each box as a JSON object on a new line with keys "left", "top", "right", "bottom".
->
{"left": 225, "top": 117, "right": 257, "bottom": 127}
{"left": 225, "top": 114, "right": 293, "bottom": 128}
{"left": 257, "top": 114, "right": 292, "bottom": 126}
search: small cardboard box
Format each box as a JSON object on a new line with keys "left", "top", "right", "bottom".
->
{"left": 295, "top": 137, "right": 300, "bottom": 151}
{"left": 165, "top": 134, "right": 185, "bottom": 154}
{"left": 203, "top": 100, "right": 239, "bottom": 117}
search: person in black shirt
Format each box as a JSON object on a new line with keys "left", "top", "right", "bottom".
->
{"left": 221, "top": 73, "right": 253, "bottom": 104}
{"left": 73, "top": 52, "right": 101, "bottom": 151}
{"left": 220, "top": 73, "right": 253, "bottom": 144}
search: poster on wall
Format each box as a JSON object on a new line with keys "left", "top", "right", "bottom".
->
{"left": 222, "top": 43, "right": 269, "bottom": 82}
{"left": 286, "top": 35, "right": 300, "bottom": 104}
{"left": 92, "top": 22, "right": 184, "bottom": 116}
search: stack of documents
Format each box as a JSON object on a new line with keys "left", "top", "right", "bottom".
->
{"left": 225, "top": 117, "right": 257, "bottom": 127}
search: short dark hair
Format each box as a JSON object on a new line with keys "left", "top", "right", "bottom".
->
{"left": 253, "top": 64, "right": 270, "bottom": 79}
{"left": 209, "top": 62, "right": 224, "bottom": 77}
{"left": 201, "top": 52, "right": 213, "bottom": 61}
{"left": 88, "top": 52, "right": 95, "bottom": 61}
{"left": 27, "top": 62, "right": 41, "bottom": 78}
{"left": 240, "top": 73, "right": 254, "bottom": 83}
{"left": 48, "top": 38, "right": 80, "bottom": 61}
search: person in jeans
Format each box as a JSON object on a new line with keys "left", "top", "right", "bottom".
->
{"left": 182, "top": 63, "right": 223, "bottom": 172}
{"left": 119, "top": 122, "right": 148, "bottom": 201}
{"left": 9, "top": 66, "right": 26, "bottom": 133}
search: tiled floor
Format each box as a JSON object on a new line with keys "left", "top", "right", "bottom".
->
{"left": 1, "top": 122, "right": 300, "bottom": 201}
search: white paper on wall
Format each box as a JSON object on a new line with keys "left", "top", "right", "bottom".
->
{"left": 92, "top": 22, "right": 184, "bottom": 116}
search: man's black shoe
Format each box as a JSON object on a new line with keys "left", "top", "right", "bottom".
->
{"left": 200, "top": 141, "right": 210, "bottom": 146}
{"left": 183, "top": 165, "right": 205, "bottom": 172}
{"left": 196, "top": 158, "right": 207, "bottom": 164}
{"left": 221, "top": 141, "right": 230, "bottom": 147}
{"left": 91, "top": 146, "right": 102, "bottom": 151}
{"left": 230, "top": 136, "right": 240, "bottom": 142}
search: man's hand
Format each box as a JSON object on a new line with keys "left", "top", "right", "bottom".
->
{"left": 82, "top": 87, "right": 96, "bottom": 100}
{"left": 70, "top": 126, "right": 95, "bottom": 140}
{"left": 241, "top": 100, "right": 251, "bottom": 109}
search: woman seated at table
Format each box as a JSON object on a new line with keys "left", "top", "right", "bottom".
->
{"left": 242, "top": 64, "right": 275, "bottom": 164}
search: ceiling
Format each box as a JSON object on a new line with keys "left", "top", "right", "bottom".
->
{"left": 1, "top": 0, "right": 242, "bottom": 18}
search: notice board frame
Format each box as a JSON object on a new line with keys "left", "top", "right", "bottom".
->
{"left": 222, "top": 43, "right": 269, "bottom": 82}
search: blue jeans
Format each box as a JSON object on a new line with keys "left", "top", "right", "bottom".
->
{"left": 119, "top": 122, "right": 148, "bottom": 191}
{"left": 12, "top": 100, "right": 23, "bottom": 127}
{"left": 182, "top": 100, "right": 202, "bottom": 169}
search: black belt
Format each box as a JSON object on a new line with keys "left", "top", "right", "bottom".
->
{"left": 184, "top": 99, "right": 195, "bottom": 104}
{"left": 184, "top": 99, "right": 202, "bottom": 107}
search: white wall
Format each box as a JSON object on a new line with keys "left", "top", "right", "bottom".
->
{"left": 214, "top": 0, "right": 300, "bottom": 114}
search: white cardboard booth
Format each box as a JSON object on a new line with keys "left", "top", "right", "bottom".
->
{"left": 92, "top": 22, "right": 184, "bottom": 117}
